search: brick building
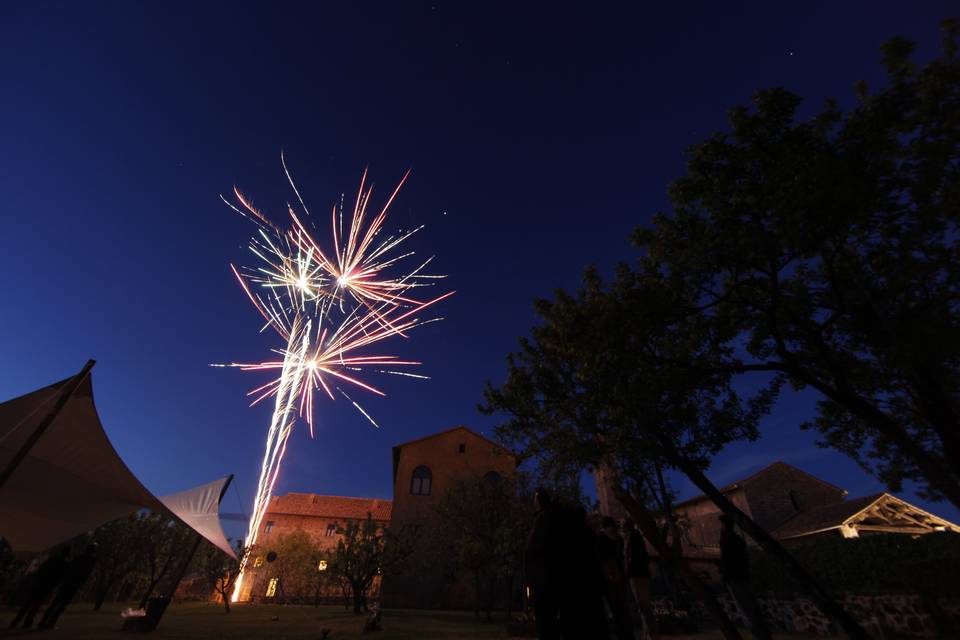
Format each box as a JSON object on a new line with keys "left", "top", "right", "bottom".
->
{"left": 384, "top": 425, "right": 517, "bottom": 608}
{"left": 236, "top": 493, "right": 392, "bottom": 602}
{"left": 236, "top": 425, "right": 515, "bottom": 605}
{"left": 389, "top": 425, "right": 516, "bottom": 526}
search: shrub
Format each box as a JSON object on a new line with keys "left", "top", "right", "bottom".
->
{"left": 749, "top": 532, "right": 960, "bottom": 596}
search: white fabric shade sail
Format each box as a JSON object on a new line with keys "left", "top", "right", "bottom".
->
{"left": 0, "top": 362, "right": 236, "bottom": 559}
{"left": 159, "top": 477, "right": 236, "bottom": 558}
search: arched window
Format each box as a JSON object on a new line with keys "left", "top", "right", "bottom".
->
{"left": 480, "top": 471, "right": 503, "bottom": 496}
{"left": 411, "top": 465, "right": 432, "bottom": 495}
{"left": 482, "top": 470, "right": 503, "bottom": 487}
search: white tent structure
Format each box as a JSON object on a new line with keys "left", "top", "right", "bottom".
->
{"left": 0, "top": 361, "right": 235, "bottom": 559}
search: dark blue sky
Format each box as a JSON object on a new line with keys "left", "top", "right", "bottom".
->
{"left": 2, "top": 2, "right": 957, "bottom": 532}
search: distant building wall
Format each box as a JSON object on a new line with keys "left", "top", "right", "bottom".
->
{"left": 237, "top": 494, "right": 391, "bottom": 602}
{"left": 741, "top": 464, "right": 846, "bottom": 533}
{"left": 390, "top": 426, "right": 515, "bottom": 524}
{"left": 385, "top": 426, "right": 516, "bottom": 609}
{"left": 677, "top": 488, "right": 753, "bottom": 550}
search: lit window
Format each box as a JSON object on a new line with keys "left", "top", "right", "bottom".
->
{"left": 411, "top": 465, "right": 432, "bottom": 495}
{"left": 253, "top": 556, "right": 264, "bottom": 568}
{"left": 318, "top": 560, "right": 328, "bottom": 572}
{"left": 325, "top": 523, "right": 337, "bottom": 537}
{"left": 264, "top": 520, "right": 274, "bottom": 534}
{"left": 265, "top": 578, "right": 278, "bottom": 597}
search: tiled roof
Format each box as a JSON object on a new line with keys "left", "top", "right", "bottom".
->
{"left": 772, "top": 493, "right": 883, "bottom": 539}
{"left": 674, "top": 461, "right": 847, "bottom": 508}
{"left": 266, "top": 493, "right": 392, "bottom": 521}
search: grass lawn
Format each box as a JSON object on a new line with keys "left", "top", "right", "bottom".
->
{"left": 0, "top": 602, "right": 832, "bottom": 639}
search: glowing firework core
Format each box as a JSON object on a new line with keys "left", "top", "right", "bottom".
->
{"left": 218, "top": 157, "right": 450, "bottom": 602}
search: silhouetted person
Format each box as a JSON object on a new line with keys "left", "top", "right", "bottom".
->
{"left": 9, "top": 556, "right": 41, "bottom": 608}
{"left": 661, "top": 519, "right": 685, "bottom": 608}
{"left": 596, "top": 517, "right": 633, "bottom": 640}
{"left": 719, "top": 515, "right": 771, "bottom": 640}
{"left": 9, "top": 548, "right": 69, "bottom": 629}
{"left": 558, "top": 505, "right": 608, "bottom": 640}
{"left": 625, "top": 517, "right": 658, "bottom": 640}
{"left": 0, "top": 537, "right": 11, "bottom": 572}
{"left": 526, "top": 488, "right": 563, "bottom": 639}
{"left": 39, "top": 543, "right": 98, "bottom": 629}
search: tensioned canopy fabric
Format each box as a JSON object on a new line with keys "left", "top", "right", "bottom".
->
{"left": 159, "top": 477, "right": 236, "bottom": 558}
{"left": 0, "top": 366, "right": 235, "bottom": 558}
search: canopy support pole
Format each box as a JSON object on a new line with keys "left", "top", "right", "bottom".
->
{"left": 0, "top": 359, "right": 96, "bottom": 490}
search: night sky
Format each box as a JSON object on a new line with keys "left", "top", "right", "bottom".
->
{"left": 2, "top": 2, "right": 957, "bottom": 535}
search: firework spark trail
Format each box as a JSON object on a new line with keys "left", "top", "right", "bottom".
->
{"left": 218, "top": 160, "right": 451, "bottom": 602}
{"left": 243, "top": 316, "right": 311, "bottom": 560}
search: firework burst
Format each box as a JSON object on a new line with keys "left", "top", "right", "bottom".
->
{"left": 218, "top": 156, "right": 451, "bottom": 601}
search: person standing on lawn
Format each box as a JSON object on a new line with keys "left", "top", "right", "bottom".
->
{"left": 526, "top": 488, "right": 564, "bottom": 639}
{"left": 624, "top": 517, "right": 659, "bottom": 640}
{"left": 560, "top": 505, "right": 608, "bottom": 639}
{"left": 719, "top": 514, "right": 772, "bottom": 640}
{"left": 596, "top": 517, "right": 634, "bottom": 640}
{"left": 9, "top": 547, "right": 69, "bottom": 629}
{"left": 39, "top": 543, "right": 98, "bottom": 629}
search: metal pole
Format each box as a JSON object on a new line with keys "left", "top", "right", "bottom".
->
{"left": 0, "top": 359, "right": 96, "bottom": 490}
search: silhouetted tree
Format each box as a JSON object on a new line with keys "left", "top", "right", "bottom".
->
{"left": 88, "top": 513, "right": 150, "bottom": 610}
{"left": 137, "top": 514, "right": 193, "bottom": 608}
{"left": 636, "top": 19, "right": 960, "bottom": 509}
{"left": 328, "top": 515, "right": 414, "bottom": 614}
{"left": 482, "top": 263, "right": 867, "bottom": 639}
{"left": 436, "top": 473, "right": 528, "bottom": 621}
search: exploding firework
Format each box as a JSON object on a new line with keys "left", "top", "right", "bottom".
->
{"left": 218, "top": 157, "right": 450, "bottom": 601}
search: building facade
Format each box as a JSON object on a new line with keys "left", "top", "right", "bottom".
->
{"left": 236, "top": 493, "right": 392, "bottom": 602}
{"left": 385, "top": 425, "right": 517, "bottom": 608}
{"left": 390, "top": 425, "right": 516, "bottom": 526}
{"left": 598, "top": 461, "right": 959, "bottom": 556}
{"left": 235, "top": 425, "right": 516, "bottom": 605}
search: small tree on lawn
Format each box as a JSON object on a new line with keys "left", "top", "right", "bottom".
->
{"left": 88, "top": 512, "right": 151, "bottom": 610}
{"left": 436, "top": 473, "right": 528, "bottom": 621}
{"left": 329, "top": 514, "right": 414, "bottom": 615}
{"left": 273, "top": 529, "right": 320, "bottom": 603}
{"left": 137, "top": 513, "right": 194, "bottom": 608}
{"left": 196, "top": 540, "right": 245, "bottom": 613}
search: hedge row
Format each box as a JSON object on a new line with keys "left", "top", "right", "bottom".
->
{"left": 748, "top": 532, "right": 960, "bottom": 597}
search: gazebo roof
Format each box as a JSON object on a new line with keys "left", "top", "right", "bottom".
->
{"left": 774, "top": 492, "right": 960, "bottom": 540}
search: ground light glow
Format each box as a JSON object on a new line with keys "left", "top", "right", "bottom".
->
{"left": 217, "top": 156, "right": 451, "bottom": 601}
